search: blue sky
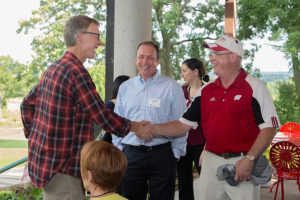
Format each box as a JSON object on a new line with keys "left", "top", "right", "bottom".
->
{"left": 0, "top": 0, "right": 289, "bottom": 72}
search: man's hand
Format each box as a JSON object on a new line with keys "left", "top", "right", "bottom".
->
{"left": 141, "top": 120, "right": 156, "bottom": 135}
{"left": 234, "top": 157, "right": 254, "bottom": 182}
{"left": 134, "top": 120, "right": 154, "bottom": 141}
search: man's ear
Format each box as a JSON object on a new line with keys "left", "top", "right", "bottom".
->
{"left": 231, "top": 53, "right": 239, "bottom": 61}
{"left": 231, "top": 53, "right": 242, "bottom": 65}
{"left": 77, "top": 32, "right": 83, "bottom": 44}
{"left": 156, "top": 58, "right": 160, "bottom": 65}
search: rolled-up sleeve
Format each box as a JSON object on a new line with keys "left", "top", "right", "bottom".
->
{"left": 180, "top": 96, "right": 201, "bottom": 129}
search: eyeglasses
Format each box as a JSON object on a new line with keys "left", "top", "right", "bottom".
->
{"left": 82, "top": 31, "right": 100, "bottom": 41}
{"left": 209, "top": 52, "right": 233, "bottom": 59}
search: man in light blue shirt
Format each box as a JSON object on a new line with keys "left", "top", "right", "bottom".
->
{"left": 112, "top": 41, "right": 187, "bottom": 200}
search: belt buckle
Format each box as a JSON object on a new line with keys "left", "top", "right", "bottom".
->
{"left": 223, "top": 153, "right": 229, "bottom": 159}
{"left": 146, "top": 146, "right": 152, "bottom": 151}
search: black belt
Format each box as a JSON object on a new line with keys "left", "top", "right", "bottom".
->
{"left": 215, "top": 152, "right": 247, "bottom": 159}
{"left": 126, "top": 142, "right": 170, "bottom": 152}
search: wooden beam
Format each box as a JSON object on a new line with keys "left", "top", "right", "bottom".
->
{"left": 224, "top": 0, "right": 236, "bottom": 37}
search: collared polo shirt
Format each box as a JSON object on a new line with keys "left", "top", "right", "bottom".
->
{"left": 180, "top": 69, "right": 280, "bottom": 154}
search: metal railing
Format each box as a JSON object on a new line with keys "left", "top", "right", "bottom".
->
{"left": 0, "top": 157, "right": 27, "bottom": 174}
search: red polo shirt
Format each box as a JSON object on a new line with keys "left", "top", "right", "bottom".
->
{"left": 180, "top": 69, "right": 279, "bottom": 154}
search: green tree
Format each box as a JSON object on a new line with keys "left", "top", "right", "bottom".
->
{"left": 152, "top": 0, "right": 224, "bottom": 79}
{"left": 238, "top": 0, "right": 300, "bottom": 101}
{"left": 0, "top": 56, "right": 28, "bottom": 105}
{"left": 87, "top": 63, "right": 106, "bottom": 99}
{"left": 17, "top": 0, "right": 107, "bottom": 87}
{"left": 152, "top": 0, "right": 263, "bottom": 79}
{"left": 273, "top": 80, "right": 300, "bottom": 124}
{"left": 20, "top": 0, "right": 259, "bottom": 82}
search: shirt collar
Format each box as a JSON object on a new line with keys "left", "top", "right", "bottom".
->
{"left": 214, "top": 68, "right": 247, "bottom": 89}
{"left": 138, "top": 70, "right": 160, "bottom": 84}
{"left": 65, "top": 51, "right": 84, "bottom": 66}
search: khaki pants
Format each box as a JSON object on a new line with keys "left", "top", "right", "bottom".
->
{"left": 197, "top": 151, "right": 260, "bottom": 200}
{"left": 43, "top": 173, "right": 85, "bottom": 200}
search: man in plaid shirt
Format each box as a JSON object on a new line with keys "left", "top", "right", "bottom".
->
{"left": 20, "top": 15, "right": 152, "bottom": 200}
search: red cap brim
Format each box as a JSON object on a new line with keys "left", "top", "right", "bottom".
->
{"left": 203, "top": 43, "right": 228, "bottom": 51}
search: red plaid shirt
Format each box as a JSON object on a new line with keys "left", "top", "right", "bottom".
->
{"left": 20, "top": 52, "right": 131, "bottom": 188}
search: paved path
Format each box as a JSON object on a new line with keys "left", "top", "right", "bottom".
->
{"left": 0, "top": 167, "right": 30, "bottom": 189}
{"left": 0, "top": 126, "right": 26, "bottom": 140}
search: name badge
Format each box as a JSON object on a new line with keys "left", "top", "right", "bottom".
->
{"left": 148, "top": 99, "right": 161, "bottom": 108}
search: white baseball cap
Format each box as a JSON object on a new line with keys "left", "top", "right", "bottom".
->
{"left": 204, "top": 35, "right": 244, "bottom": 57}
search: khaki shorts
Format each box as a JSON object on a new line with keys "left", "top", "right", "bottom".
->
{"left": 43, "top": 172, "right": 85, "bottom": 200}
{"left": 196, "top": 151, "right": 260, "bottom": 200}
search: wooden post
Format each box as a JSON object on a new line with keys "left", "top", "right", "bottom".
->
{"left": 224, "top": 0, "right": 236, "bottom": 37}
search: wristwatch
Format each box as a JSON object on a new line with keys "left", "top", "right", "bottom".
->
{"left": 246, "top": 154, "right": 256, "bottom": 161}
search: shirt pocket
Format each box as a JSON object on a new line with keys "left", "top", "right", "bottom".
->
{"left": 146, "top": 96, "right": 171, "bottom": 123}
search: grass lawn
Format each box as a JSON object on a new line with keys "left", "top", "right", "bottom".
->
{"left": 0, "top": 140, "right": 27, "bottom": 148}
{"left": 0, "top": 109, "right": 28, "bottom": 170}
{"left": 0, "top": 140, "right": 28, "bottom": 168}
{"left": 0, "top": 148, "right": 28, "bottom": 168}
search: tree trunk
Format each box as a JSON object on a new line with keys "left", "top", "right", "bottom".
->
{"left": 160, "top": 41, "right": 174, "bottom": 78}
{"left": 291, "top": 52, "right": 300, "bottom": 101}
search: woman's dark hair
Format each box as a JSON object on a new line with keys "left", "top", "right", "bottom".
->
{"left": 182, "top": 58, "right": 209, "bottom": 82}
{"left": 112, "top": 75, "right": 130, "bottom": 99}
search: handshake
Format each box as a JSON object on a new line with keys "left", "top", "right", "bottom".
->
{"left": 134, "top": 120, "right": 156, "bottom": 141}
{"left": 131, "top": 119, "right": 187, "bottom": 140}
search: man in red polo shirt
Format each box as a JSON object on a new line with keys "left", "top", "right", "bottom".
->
{"left": 150, "top": 35, "right": 280, "bottom": 200}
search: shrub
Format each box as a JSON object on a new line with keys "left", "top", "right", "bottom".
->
{"left": 0, "top": 184, "right": 42, "bottom": 200}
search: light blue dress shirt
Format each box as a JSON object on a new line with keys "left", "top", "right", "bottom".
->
{"left": 112, "top": 72, "right": 187, "bottom": 158}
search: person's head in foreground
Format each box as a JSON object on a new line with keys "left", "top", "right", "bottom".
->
{"left": 204, "top": 35, "right": 244, "bottom": 77}
{"left": 80, "top": 141, "right": 127, "bottom": 199}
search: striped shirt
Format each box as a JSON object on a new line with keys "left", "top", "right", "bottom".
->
{"left": 20, "top": 52, "right": 131, "bottom": 188}
{"left": 112, "top": 72, "right": 187, "bottom": 158}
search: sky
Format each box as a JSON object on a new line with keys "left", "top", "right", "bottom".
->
{"left": 0, "top": 0, "right": 290, "bottom": 72}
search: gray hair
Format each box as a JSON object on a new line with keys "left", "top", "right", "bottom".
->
{"left": 64, "top": 15, "right": 99, "bottom": 47}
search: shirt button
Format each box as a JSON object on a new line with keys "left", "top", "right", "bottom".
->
{"left": 222, "top": 99, "right": 225, "bottom": 102}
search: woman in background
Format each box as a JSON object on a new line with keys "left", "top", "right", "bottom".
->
{"left": 178, "top": 58, "right": 209, "bottom": 200}
{"left": 105, "top": 75, "right": 130, "bottom": 110}
{"left": 101, "top": 75, "right": 130, "bottom": 143}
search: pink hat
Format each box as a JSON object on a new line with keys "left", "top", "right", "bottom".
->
{"left": 204, "top": 35, "right": 244, "bottom": 57}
